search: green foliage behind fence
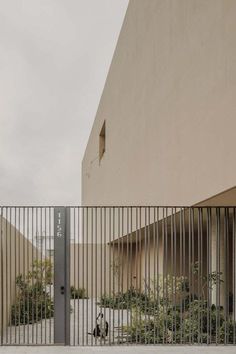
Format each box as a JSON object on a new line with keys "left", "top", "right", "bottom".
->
{"left": 11, "top": 260, "right": 54, "bottom": 326}
{"left": 99, "top": 262, "right": 236, "bottom": 344}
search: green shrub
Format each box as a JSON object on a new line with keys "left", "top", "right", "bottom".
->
{"left": 70, "top": 286, "right": 88, "bottom": 299}
{"left": 99, "top": 287, "right": 147, "bottom": 310}
{"left": 100, "top": 262, "right": 236, "bottom": 344}
{"left": 219, "top": 319, "right": 236, "bottom": 344}
{"left": 11, "top": 260, "right": 54, "bottom": 326}
{"left": 122, "top": 298, "right": 236, "bottom": 344}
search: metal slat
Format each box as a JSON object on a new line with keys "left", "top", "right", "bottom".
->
{"left": 0, "top": 205, "right": 235, "bottom": 346}
{"left": 0, "top": 207, "right": 3, "bottom": 345}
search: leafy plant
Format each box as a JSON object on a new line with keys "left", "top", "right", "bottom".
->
{"left": 99, "top": 287, "right": 147, "bottom": 310}
{"left": 28, "top": 259, "right": 53, "bottom": 286}
{"left": 11, "top": 259, "right": 54, "bottom": 326}
{"left": 100, "top": 263, "right": 236, "bottom": 344}
{"left": 70, "top": 286, "right": 88, "bottom": 299}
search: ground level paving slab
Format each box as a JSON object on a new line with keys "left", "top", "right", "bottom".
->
{"left": 0, "top": 346, "right": 236, "bottom": 354}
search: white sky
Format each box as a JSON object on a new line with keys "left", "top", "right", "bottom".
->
{"left": 0, "top": 0, "right": 128, "bottom": 206}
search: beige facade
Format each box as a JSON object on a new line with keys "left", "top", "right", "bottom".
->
{"left": 81, "top": 0, "right": 236, "bottom": 313}
{"left": 70, "top": 243, "right": 111, "bottom": 297}
{"left": 70, "top": 240, "right": 161, "bottom": 297}
{"left": 82, "top": 0, "right": 236, "bottom": 208}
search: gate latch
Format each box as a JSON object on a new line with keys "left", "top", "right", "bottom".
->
{"left": 60, "top": 286, "right": 65, "bottom": 295}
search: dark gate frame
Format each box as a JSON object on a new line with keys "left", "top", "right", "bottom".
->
{"left": 54, "top": 207, "right": 70, "bottom": 345}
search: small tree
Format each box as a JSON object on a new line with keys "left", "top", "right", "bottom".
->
{"left": 110, "top": 257, "right": 122, "bottom": 292}
{"left": 11, "top": 259, "right": 54, "bottom": 326}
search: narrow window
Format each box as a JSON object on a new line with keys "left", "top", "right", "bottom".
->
{"left": 99, "top": 121, "right": 106, "bottom": 162}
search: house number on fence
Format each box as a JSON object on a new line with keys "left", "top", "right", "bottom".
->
{"left": 56, "top": 209, "right": 63, "bottom": 237}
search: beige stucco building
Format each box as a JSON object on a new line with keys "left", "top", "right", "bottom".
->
{"left": 82, "top": 0, "right": 236, "bottom": 208}
{"left": 81, "top": 0, "right": 236, "bottom": 315}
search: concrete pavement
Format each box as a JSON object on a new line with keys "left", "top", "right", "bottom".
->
{"left": 0, "top": 346, "right": 236, "bottom": 354}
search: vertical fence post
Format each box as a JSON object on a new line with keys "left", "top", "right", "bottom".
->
{"left": 65, "top": 207, "right": 71, "bottom": 345}
{"left": 0, "top": 207, "right": 3, "bottom": 345}
{"left": 54, "top": 207, "right": 70, "bottom": 345}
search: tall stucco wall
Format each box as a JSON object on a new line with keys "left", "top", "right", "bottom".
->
{"left": 70, "top": 243, "right": 113, "bottom": 298}
{"left": 0, "top": 217, "right": 38, "bottom": 333}
{"left": 82, "top": 0, "right": 236, "bottom": 207}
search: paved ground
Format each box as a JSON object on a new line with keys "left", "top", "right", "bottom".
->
{"left": 3, "top": 299, "right": 131, "bottom": 345}
{"left": 3, "top": 299, "right": 236, "bottom": 352}
{"left": 1, "top": 346, "right": 236, "bottom": 354}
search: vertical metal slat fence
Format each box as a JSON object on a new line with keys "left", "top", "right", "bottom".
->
{"left": 0, "top": 206, "right": 235, "bottom": 346}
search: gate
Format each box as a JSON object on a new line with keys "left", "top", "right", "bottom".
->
{"left": 0, "top": 206, "right": 236, "bottom": 345}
